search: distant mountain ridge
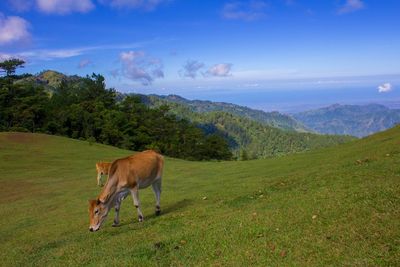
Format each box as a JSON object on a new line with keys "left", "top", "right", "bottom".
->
{"left": 294, "top": 104, "right": 400, "bottom": 137}
{"left": 136, "top": 94, "right": 354, "bottom": 159}
{"left": 140, "top": 94, "right": 309, "bottom": 132}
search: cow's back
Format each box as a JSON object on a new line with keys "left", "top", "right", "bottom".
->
{"left": 108, "top": 150, "right": 163, "bottom": 188}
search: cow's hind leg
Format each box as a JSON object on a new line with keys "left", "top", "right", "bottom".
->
{"left": 130, "top": 187, "right": 144, "bottom": 222}
{"left": 112, "top": 191, "right": 127, "bottom": 227}
{"left": 152, "top": 178, "right": 162, "bottom": 216}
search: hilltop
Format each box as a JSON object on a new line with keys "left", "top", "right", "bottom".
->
{"left": 140, "top": 94, "right": 309, "bottom": 132}
{"left": 294, "top": 103, "right": 400, "bottom": 137}
{"left": 0, "top": 125, "right": 399, "bottom": 265}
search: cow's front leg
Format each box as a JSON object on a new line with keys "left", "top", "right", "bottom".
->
{"left": 112, "top": 191, "right": 128, "bottom": 226}
{"left": 130, "top": 188, "right": 144, "bottom": 222}
{"left": 97, "top": 173, "right": 102, "bottom": 186}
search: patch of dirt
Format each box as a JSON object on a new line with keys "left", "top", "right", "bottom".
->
{"left": 0, "top": 180, "right": 44, "bottom": 203}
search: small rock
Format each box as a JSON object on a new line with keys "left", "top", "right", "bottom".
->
{"left": 202, "top": 196, "right": 207, "bottom": 200}
{"left": 386, "top": 154, "right": 390, "bottom": 157}
{"left": 312, "top": 215, "right": 317, "bottom": 219}
{"left": 252, "top": 212, "right": 257, "bottom": 216}
{"left": 180, "top": 240, "right": 187, "bottom": 245}
{"left": 259, "top": 194, "right": 264, "bottom": 198}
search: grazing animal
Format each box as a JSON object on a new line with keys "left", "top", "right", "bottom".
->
{"left": 96, "top": 162, "right": 111, "bottom": 186}
{"left": 88, "top": 150, "right": 164, "bottom": 232}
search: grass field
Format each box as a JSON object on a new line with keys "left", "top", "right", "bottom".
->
{"left": 0, "top": 128, "right": 399, "bottom": 266}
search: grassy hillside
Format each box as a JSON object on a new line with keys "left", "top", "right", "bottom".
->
{"left": 0, "top": 129, "right": 399, "bottom": 266}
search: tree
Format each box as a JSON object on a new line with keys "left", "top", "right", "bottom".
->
{"left": 0, "top": 58, "right": 25, "bottom": 77}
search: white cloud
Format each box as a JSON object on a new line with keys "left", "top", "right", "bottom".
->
{"left": 78, "top": 59, "right": 92, "bottom": 68}
{"left": 36, "top": 0, "right": 94, "bottom": 14}
{"left": 378, "top": 83, "right": 393, "bottom": 93}
{"left": 8, "top": 0, "right": 33, "bottom": 12}
{"left": 0, "top": 14, "right": 31, "bottom": 45}
{"left": 206, "top": 63, "right": 233, "bottom": 77}
{"left": 338, "top": 0, "right": 365, "bottom": 14}
{"left": 100, "top": 0, "right": 168, "bottom": 11}
{"left": 222, "top": 1, "right": 267, "bottom": 21}
{"left": 180, "top": 60, "right": 205, "bottom": 79}
{"left": 119, "top": 50, "right": 164, "bottom": 85}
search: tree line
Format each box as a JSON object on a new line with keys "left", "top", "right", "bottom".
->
{"left": 0, "top": 59, "right": 232, "bottom": 160}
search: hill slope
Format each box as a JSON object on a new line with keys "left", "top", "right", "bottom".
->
{"left": 142, "top": 94, "right": 309, "bottom": 132}
{"left": 1, "top": 128, "right": 399, "bottom": 266}
{"left": 294, "top": 103, "right": 400, "bottom": 137}
{"left": 138, "top": 94, "right": 353, "bottom": 159}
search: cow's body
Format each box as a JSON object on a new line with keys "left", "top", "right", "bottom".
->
{"left": 89, "top": 150, "right": 164, "bottom": 231}
{"left": 95, "top": 162, "right": 111, "bottom": 186}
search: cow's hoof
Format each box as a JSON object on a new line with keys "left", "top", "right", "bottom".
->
{"left": 138, "top": 215, "right": 144, "bottom": 222}
{"left": 155, "top": 210, "right": 161, "bottom": 216}
{"left": 112, "top": 222, "right": 119, "bottom": 227}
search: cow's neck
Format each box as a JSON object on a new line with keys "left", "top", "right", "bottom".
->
{"left": 98, "top": 178, "right": 119, "bottom": 207}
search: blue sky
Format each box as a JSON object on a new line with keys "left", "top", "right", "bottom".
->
{"left": 0, "top": 0, "right": 399, "bottom": 111}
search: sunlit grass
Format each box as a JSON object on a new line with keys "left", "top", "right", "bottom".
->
{"left": 0, "top": 128, "right": 399, "bottom": 266}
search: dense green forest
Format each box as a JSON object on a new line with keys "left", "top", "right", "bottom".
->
{"left": 138, "top": 94, "right": 355, "bottom": 159}
{"left": 141, "top": 94, "right": 309, "bottom": 132}
{"left": 0, "top": 61, "right": 354, "bottom": 160}
{"left": 0, "top": 61, "right": 231, "bottom": 161}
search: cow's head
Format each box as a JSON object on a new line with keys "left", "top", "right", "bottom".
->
{"left": 88, "top": 199, "right": 108, "bottom": 232}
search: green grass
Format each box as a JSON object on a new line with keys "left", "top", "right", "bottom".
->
{"left": 0, "top": 128, "right": 399, "bottom": 266}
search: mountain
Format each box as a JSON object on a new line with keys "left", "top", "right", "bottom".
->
{"left": 14, "top": 70, "right": 82, "bottom": 91}
{"left": 143, "top": 94, "right": 309, "bottom": 132}
{"left": 294, "top": 104, "right": 400, "bottom": 137}
{"left": 136, "top": 94, "right": 354, "bottom": 159}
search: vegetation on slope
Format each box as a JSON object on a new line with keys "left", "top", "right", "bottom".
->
{"left": 0, "top": 72, "right": 231, "bottom": 160}
{"left": 0, "top": 126, "right": 399, "bottom": 265}
{"left": 294, "top": 103, "right": 400, "bottom": 137}
{"left": 142, "top": 94, "right": 310, "bottom": 132}
{"left": 138, "top": 95, "right": 355, "bottom": 159}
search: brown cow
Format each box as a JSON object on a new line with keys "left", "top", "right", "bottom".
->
{"left": 95, "top": 162, "right": 111, "bottom": 186}
{"left": 88, "top": 150, "right": 164, "bottom": 232}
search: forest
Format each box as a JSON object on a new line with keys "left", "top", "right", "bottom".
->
{"left": 0, "top": 59, "right": 232, "bottom": 161}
